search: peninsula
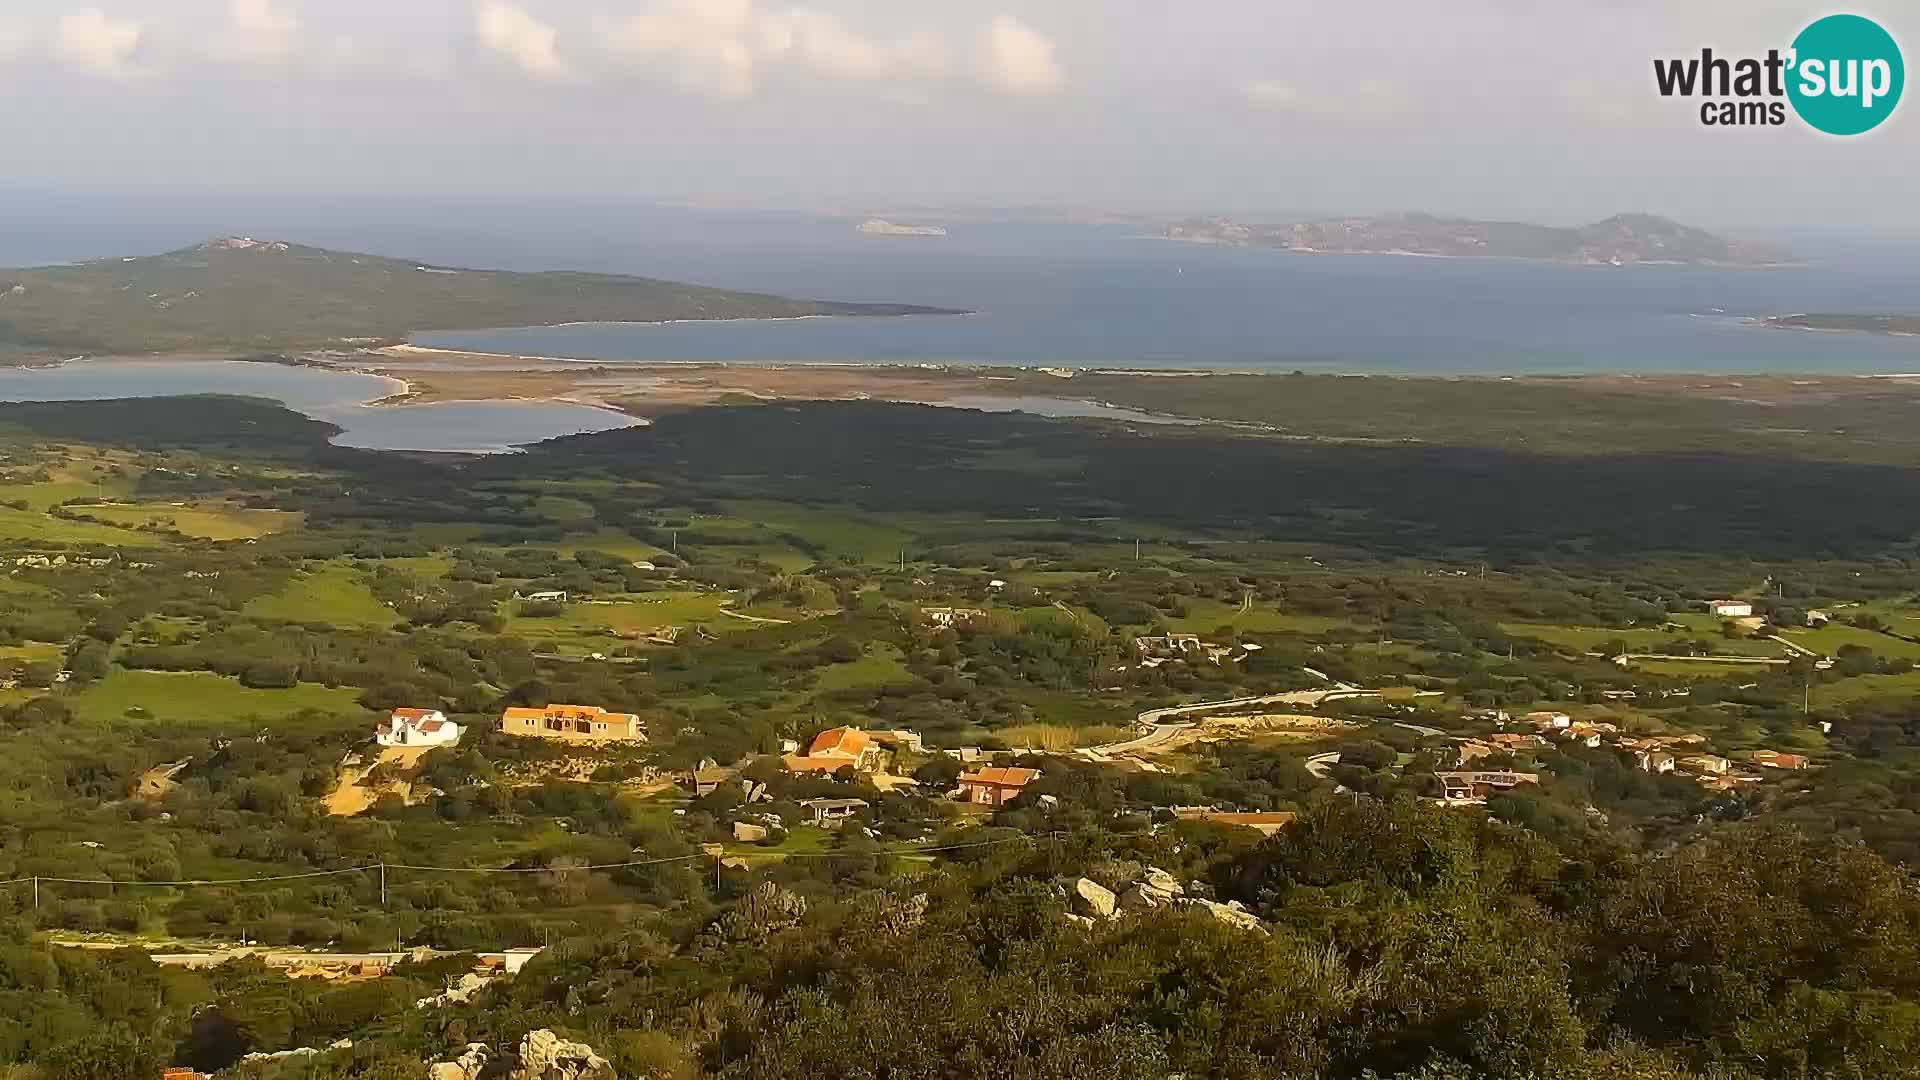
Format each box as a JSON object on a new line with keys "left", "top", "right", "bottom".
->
{"left": 1166, "top": 211, "right": 1780, "bottom": 267}
{"left": 1765, "top": 313, "right": 1920, "bottom": 335}
{"left": 0, "top": 237, "right": 962, "bottom": 358}
{"left": 857, "top": 218, "right": 949, "bottom": 237}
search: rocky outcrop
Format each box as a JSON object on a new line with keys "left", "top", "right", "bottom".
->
{"left": 512, "top": 1029, "right": 615, "bottom": 1080}
{"left": 1069, "top": 877, "right": 1117, "bottom": 919}
{"left": 1118, "top": 882, "right": 1176, "bottom": 911}
{"left": 428, "top": 1043, "right": 490, "bottom": 1080}
{"left": 1141, "top": 867, "right": 1183, "bottom": 895}
{"left": 430, "top": 1031, "right": 616, "bottom": 1080}
{"left": 1177, "top": 897, "right": 1267, "bottom": 934}
{"left": 417, "top": 971, "right": 497, "bottom": 1009}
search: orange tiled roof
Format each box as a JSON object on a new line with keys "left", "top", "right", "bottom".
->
{"left": 391, "top": 707, "right": 438, "bottom": 721}
{"left": 503, "top": 704, "right": 636, "bottom": 723}
{"left": 958, "top": 767, "right": 1040, "bottom": 788}
{"left": 807, "top": 727, "right": 872, "bottom": 758}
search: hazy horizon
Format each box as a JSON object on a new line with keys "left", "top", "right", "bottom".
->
{"left": 2, "top": 1, "right": 1914, "bottom": 231}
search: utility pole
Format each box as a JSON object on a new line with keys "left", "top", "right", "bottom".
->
{"left": 1134, "top": 538, "right": 1141, "bottom": 561}
{"left": 378, "top": 862, "right": 387, "bottom": 908}
{"left": 30, "top": 877, "right": 37, "bottom": 912}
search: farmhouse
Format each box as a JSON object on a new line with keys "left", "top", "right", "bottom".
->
{"left": 1525, "top": 711, "right": 1572, "bottom": 730}
{"left": 1170, "top": 808, "right": 1298, "bottom": 836}
{"left": 517, "top": 589, "right": 568, "bottom": 603}
{"left": 1745, "top": 749, "right": 1810, "bottom": 770}
{"left": 1680, "top": 754, "right": 1731, "bottom": 775}
{"left": 956, "top": 766, "right": 1040, "bottom": 806}
{"left": 923, "top": 606, "right": 988, "bottom": 628}
{"left": 376, "top": 708, "right": 460, "bottom": 748}
{"left": 1708, "top": 600, "right": 1754, "bottom": 618}
{"left": 1431, "top": 771, "right": 1540, "bottom": 806}
{"left": 783, "top": 726, "right": 883, "bottom": 774}
{"left": 500, "top": 704, "right": 646, "bottom": 744}
{"left": 1636, "top": 750, "right": 1677, "bottom": 774}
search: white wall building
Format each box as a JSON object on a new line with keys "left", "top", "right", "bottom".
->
{"left": 1708, "top": 600, "right": 1754, "bottom": 618}
{"left": 377, "top": 708, "right": 461, "bottom": 748}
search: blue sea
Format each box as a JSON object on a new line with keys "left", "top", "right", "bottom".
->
{"left": 6, "top": 196, "right": 1920, "bottom": 375}
{"left": 381, "top": 213, "right": 1920, "bottom": 374}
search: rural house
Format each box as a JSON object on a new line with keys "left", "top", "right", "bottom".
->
{"left": 376, "top": 708, "right": 460, "bottom": 748}
{"left": 783, "top": 726, "right": 883, "bottom": 774}
{"left": 1431, "top": 770, "right": 1539, "bottom": 806}
{"left": 1746, "top": 749, "right": 1810, "bottom": 770}
{"left": 1708, "top": 599, "right": 1754, "bottom": 618}
{"left": 500, "top": 704, "right": 646, "bottom": 745}
{"left": 1636, "top": 750, "right": 1677, "bottom": 774}
{"left": 956, "top": 766, "right": 1040, "bottom": 806}
{"left": 923, "top": 606, "right": 988, "bottom": 628}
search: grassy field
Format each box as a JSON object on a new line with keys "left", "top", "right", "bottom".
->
{"left": 71, "top": 669, "right": 367, "bottom": 728}
{"left": 0, "top": 505, "right": 152, "bottom": 545}
{"left": 0, "top": 643, "right": 62, "bottom": 665}
{"left": 65, "top": 502, "right": 299, "bottom": 540}
{"left": 550, "top": 529, "right": 671, "bottom": 562}
{"left": 1503, "top": 621, "right": 1788, "bottom": 657}
{"left": 814, "top": 644, "right": 915, "bottom": 692}
{"left": 243, "top": 564, "right": 398, "bottom": 627}
{"left": 1781, "top": 623, "right": 1920, "bottom": 660}
{"left": 507, "top": 591, "right": 740, "bottom": 650}
{"left": 1814, "top": 668, "right": 1920, "bottom": 706}
{"left": 1168, "top": 597, "right": 1370, "bottom": 636}
{"left": 727, "top": 501, "right": 914, "bottom": 565}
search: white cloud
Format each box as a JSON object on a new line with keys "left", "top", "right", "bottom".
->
{"left": 981, "top": 14, "right": 1062, "bottom": 97}
{"left": 760, "top": 9, "right": 946, "bottom": 83}
{"left": 216, "top": 0, "right": 299, "bottom": 65}
{"left": 477, "top": 0, "right": 569, "bottom": 81}
{"left": 601, "top": 1, "right": 960, "bottom": 99}
{"left": 600, "top": 0, "right": 757, "bottom": 99}
{"left": 55, "top": 9, "right": 145, "bottom": 79}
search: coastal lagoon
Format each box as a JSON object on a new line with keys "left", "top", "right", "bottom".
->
{"left": 0, "top": 361, "right": 640, "bottom": 453}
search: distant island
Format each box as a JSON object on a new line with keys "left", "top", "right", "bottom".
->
{"left": 1165, "top": 212, "right": 1782, "bottom": 267}
{"left": 0, "top": 237, "right": 962, "bottom": 357}
{"left": 857, "top": 219, "right": 949, "bottom": 237}
{"left": 1765, "top": 313, "right": 1920, "bottom": 336}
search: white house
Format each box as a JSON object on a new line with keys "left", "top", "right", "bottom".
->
{"left": 1708, "top": 600, "right": 1754, "bottom": 618}
{"left": 377, "top": 708, "right": 461, "bottom": 748}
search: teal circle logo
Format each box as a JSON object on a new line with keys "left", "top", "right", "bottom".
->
{"left": 1787, "top": 14, "right": 1904, "bottom": 135}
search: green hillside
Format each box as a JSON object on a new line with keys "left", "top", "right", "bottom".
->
{"left": 0, "top": 237, "right": 958, "bottom": 355}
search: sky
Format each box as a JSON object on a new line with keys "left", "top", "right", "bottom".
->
{"left": 0, "top": 0, "right": 1915, "bottom": 228}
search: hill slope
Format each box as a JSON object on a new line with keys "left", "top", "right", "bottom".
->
{"left": 1166, "top": 212, "right": 1779, "bottom": 266}
{"left": 0, "top": 238, "right": 960, "bottom": 355}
